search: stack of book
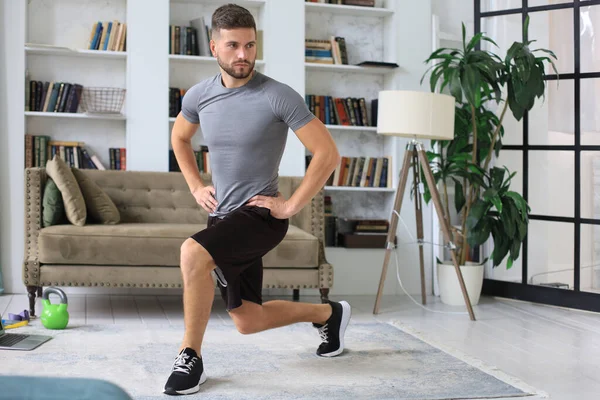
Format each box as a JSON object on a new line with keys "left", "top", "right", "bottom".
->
{"left": 305, "top": 37, "right": 347, "bottom": 65}
{"left": 337, "top": 219, "right": 393, "bottom": 248}
{"left": 88, "top": 20, "right": 127, "bottom": 51}
{"left": 169, "top": 87, "right": 187, "bottom": 118}
{"left": 305, "top": 95, "right": 371, "bottom": 126}
{"left": 108, "top": 148, "right": 126, "bottom": 170}
{"left": 169, "top": 146, "right": 210, "bottom": 174}
{"left": 170, "top": 17, "right": 211, "bottom": 56}
{"left": 26, "top": 80, "right": 83, "bottom": 113}
{"left": 24, "top": 135, "right": 106, "bottom": 169}
{"left": 329, "top": 156, "right": 391, "bottom": 188}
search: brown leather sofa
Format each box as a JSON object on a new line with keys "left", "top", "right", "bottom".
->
{"left": 22, "top": 168, "right": 333, "bottom": 316}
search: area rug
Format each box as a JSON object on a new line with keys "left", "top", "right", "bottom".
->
{"left": 0, "top": 320, "right": 544, "bottom": 400}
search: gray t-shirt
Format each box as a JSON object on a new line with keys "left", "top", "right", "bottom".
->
{"left": 181, "top": 71, "right": 315, "bottom": 218}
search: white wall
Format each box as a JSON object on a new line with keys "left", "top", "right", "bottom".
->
{"left": 0, "top": 0, "right": 8, "bottom": 294}
{"left": 432, "top": 0, "right": 474, "bottom": 38}
{"left": 1, "top": 0, "right": 26, "bottom": 295}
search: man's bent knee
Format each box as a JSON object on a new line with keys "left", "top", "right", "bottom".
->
{"left": 180, "top": 238, "right": 216, "bottom": 274}
{"left": 229, "top": 303, "right": 262, "bottom": 335}
{"left": 232, "top": 317, "right": 259, "bottom": 335}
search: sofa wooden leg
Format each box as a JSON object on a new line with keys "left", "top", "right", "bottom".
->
{"left": 37, "top": 286, "right": 43, "bottom": 297}
{"left": 293, "top": 289, "right": 299, "bottom": 301}
{"left": 319, "top": 288, "right": 329, "bottom": 304}
{"left": 26, "top": 285, "right": 38, "bottom": 317}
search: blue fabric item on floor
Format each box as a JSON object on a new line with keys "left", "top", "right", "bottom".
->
{"left": 0, "top": 375, "right": 133, "bottom": 400}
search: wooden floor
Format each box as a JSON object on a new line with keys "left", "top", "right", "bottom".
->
{"left": 2, "top": 292, "right": 599, "bottom": 399}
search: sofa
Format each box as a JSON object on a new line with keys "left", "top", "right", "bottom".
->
{"left": 22, "top": 167, "right": 333, "bottom": 316}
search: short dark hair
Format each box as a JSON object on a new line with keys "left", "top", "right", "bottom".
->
{"left": 211, "top": 4, "right": 256, "bottom": 38}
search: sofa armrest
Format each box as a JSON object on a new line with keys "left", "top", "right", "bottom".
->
{"left": 23, "top": 168, "right": 46, "bottom": 287}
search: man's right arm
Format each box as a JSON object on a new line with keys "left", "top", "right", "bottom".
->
{"left": 171, "top": 114, "right": 205, "bottom": 193}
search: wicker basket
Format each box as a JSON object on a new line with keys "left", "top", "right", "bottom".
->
{"left": 80, "top": 87, "right": 126, "bottom": 114}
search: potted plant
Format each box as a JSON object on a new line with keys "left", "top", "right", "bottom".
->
{"left": 420, "top": 18, "right": 558, "bottom": 305}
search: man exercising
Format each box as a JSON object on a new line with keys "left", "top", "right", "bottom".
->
{"left": 164, "top": 4, "right": 352, "bottom": 396}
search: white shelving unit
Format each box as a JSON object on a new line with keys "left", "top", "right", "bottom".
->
{"left": 304, "top": 0, "right": 400, "bottom": 224}
{"left": 23, "top": 0, "right": 128, "bottom": 170}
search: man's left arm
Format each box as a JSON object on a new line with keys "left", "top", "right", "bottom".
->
{"left": 246, "top": 84, "right": 340, "bottom": 219}
{"left": 284, "top": 118, "right": 340, "bottom": 216}
{"left": 247, "top": 117, "right": 340, "bottom": 218}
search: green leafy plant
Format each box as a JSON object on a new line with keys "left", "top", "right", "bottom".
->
{"left": 420, "top": 17, "right": 558, "bottom": 267}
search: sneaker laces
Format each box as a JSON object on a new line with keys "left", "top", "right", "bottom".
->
{"left": 173, "top": 352, "right": 198, "bottom": 374}
{"left": 318, "top": 324, "right": 329, "bottom": 344}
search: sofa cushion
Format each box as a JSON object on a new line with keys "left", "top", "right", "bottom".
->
{"left": 38, "top": 223, "right": 319, "bottom": 268}
{"left": 45, "top": 155, "right": 87, "bottom": 226}
{"left": 72, "top": 168, "right": 120, "bottom": 225}
{"left": 42, "top": 178, "right": 67, "bottom": 227}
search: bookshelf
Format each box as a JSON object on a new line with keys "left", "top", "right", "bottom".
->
{"left": 24, "top": 0, "right": 128, "bottom": 170}
{"left": 304, "top": 0, "right": 401, "bottom": 241}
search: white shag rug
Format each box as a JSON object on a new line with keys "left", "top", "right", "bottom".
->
{"left": 0, "top": 319, "right": 546, "bottom": 400}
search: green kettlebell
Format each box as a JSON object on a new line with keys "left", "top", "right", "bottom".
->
{"left": 41, "top": 287, "right": 69, "bottom": 330}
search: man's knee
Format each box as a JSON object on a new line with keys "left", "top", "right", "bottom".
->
{"left": 180, "top": 238, "right": 215, "bottom": 275}
{"left": 232, "top": 316, "right": 258, "bottom": 335}
{"left": 229, "top": 305, "right": 262, "bottom": 335}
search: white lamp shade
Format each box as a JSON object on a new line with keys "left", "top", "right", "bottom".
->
{"left": 376, "top": 90, "right": 455, "bottom": 140}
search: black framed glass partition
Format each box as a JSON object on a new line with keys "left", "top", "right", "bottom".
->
{"left": 476, "top": 0, "right": 600, "bottom": 312}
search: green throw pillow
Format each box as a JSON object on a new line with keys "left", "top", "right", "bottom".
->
{"left": 42, "top": 178, "right": 67, "bottom": 227}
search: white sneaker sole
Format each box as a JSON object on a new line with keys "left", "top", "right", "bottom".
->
{"left": 320, "top": 301, "right": 351, "bottom": 357}
{"left": 164, "top": 371, "right": 207, "bottom": 395}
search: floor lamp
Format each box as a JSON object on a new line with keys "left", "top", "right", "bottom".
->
{"left": 372, "top": 90, "right": 476, "bottom": 321}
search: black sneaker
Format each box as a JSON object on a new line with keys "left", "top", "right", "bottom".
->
{"left": 313, "top": 300, "right": 351, "bottom": 357}
{"left": 163, "top": 347, "right": 207, "bottom": 396}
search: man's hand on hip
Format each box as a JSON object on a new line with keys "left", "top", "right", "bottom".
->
{"left": 192, "top": 185, "right": 218, "bottom": 213}
{"left": 246, "top": 192, "right": 292, "bottom": 219}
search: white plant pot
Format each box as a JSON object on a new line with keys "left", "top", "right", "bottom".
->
{"left": 438, "top": 261, "right": 484, "bottom": 306}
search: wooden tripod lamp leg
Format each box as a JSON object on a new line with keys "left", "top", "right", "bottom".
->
{"left": 373, "top": 147, "right": 414, "bottom": 315}
{"left": 411, "top": 148, "right": 427, "bottom": 305}
{"left": 416, "top": 146, "right": 476, "bottom": 321}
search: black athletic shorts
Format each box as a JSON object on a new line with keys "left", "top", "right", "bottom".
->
{"left": 190, "top": 205, "right": 289, "bottom": 311}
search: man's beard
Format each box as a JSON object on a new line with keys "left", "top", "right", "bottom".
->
{"left": 217, "top": 55, "right": 255, "bottom": 79}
